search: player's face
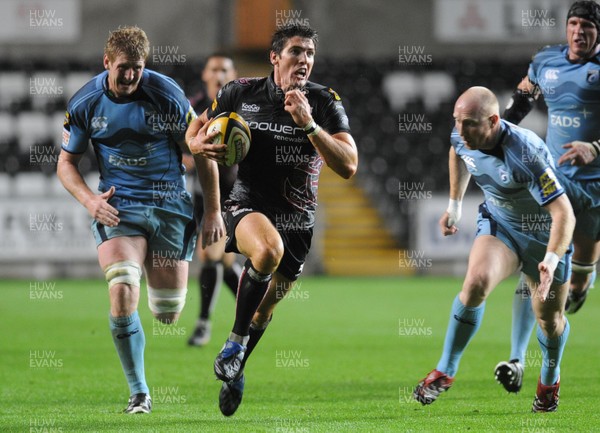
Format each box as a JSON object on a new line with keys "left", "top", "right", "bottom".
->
{"left": 453, "top": 107, "right": 495, "bottom": 150}
{"left": 103, "top": 53, "right": 145, "bottom": 98}
{"left": 202, "top": 57, "right": 236, "bottom": 100}
{"left": 271, "top": 36, "right": 315, "bottom": 91}
{"left": 566, "top": 16, "right": 598, "bottom": 61}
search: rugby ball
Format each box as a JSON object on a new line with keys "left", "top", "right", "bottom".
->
{"left": 208, "top": 112, "right": 251, "bottom": 167}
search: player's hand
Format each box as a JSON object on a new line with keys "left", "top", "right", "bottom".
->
{"left": 188, "top": 120, "right": 227, "bottom": 163}
{"left": 536, "top": 261, "right": 555, "bottom": 302}
{"left": 439, "top": 212, "right": 458, "bottom": 236}
{"left": 284, "top": 89, "right": 312, "bottom": 128}
{"left": 86, "top": 186, "right": 120, "bottom": 227}
{"left": 201, "top": 210, "right": 225, "bottom": 248}
{"left": 558, "top": 141, "right": 596, "bottom": 166}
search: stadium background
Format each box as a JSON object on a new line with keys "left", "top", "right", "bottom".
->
{"left": 3, "top": 1, "right": 600, "bottom": 432}
{"left": 0, "top": 0, "right": 567, "bottom": 279}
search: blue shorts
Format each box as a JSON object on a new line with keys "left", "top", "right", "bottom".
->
{"left": 565, "top": 178, "right": 600, "bottom": 240}
{"left": 476, "top": 203, "right": 572, "bottom": 285}
{"left": 91, "top": 193, "right": 197, "bottom": 262}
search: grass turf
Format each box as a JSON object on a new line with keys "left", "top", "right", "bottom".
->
{"left": 1, "top": 276, "right": 599, "bottom": 432}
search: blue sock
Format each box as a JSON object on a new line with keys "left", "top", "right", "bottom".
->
{"left": 436, "top": 295, "right": 485, "bottom": 377}
{"left": 109, "top": 311, "right": 149, "bottom": 395}
{"left": 510, "top": 276, "right": 536, "bottom": 363}
{"left": 537, "top": 318, "right": 569, "bottom": 386}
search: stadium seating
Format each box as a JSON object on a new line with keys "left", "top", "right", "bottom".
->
{"left": 4, "top": 57, "right": 544, "bottom": 248}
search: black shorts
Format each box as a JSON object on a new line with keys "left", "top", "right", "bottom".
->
{"left": 223, "top": 203, "right": 313, "bottom": 281}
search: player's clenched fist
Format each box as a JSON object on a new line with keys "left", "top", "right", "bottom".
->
{"left": 284, "top": 89, "right": 311, "bottom": 127}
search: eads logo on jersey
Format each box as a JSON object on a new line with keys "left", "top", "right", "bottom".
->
{"left": 587, "top": 70, "right": 599, "bottom": 84}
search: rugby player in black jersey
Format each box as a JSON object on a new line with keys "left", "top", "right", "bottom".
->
{"left": 186, "top": 24, "right": 358, "bottom": 416}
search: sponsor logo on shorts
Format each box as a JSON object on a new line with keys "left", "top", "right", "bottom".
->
{"left": 231, "top": 207, "right": 253, "bottom": 217}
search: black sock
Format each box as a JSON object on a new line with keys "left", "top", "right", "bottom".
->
{"left": 240, "top": 317, "right": 272, "bottom": 371}
{"left": 199, "top": 261, "right": 223, "bottom": 320}
{"left": 224, "top": 261, "right": 242, "bottom": 297}
{"left": 232, "top": 260, "right": 271, "bottom": 337}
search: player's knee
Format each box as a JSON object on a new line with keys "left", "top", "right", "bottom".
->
{"left": 252, "top": 312, "right": 273, "bottom": 329}
{"left": 201, "top": 259, "right": 219, "bottom": 270}
{"left": 147, "top": 286, "right": 187, "bottom": 324}
{"left": 251, "top": 241, "right": 284, "bottom": 274}
{"left": 537, "top": 312, "right": 563, "bottom": 338}
{"left": 462, "top": 272, "right": 491, "bottom": 303}
{"left": 105, "top": 260, "right": 142, "bottom": 290}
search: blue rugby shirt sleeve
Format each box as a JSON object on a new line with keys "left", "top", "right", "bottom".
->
{"left": 526, "top": 48, "right": 545, "bottom": 86}
{"left": 61, "top": 107, "right": 89, "bottom": 154}
{"left": 516, "top": 146, "right": 564, "bottom": 206}
{"left": 172, "top": 96, "right": 197, "bottom": 144}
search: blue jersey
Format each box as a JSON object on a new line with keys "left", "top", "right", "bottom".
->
{"left": 452, "top": 120, "right": 564, "bottom": 225}
{"left": 528, "top": 44, "right": 600, "bottom": 181}
{"left": 62, "top": 69, "right": 196, "bottom": 200}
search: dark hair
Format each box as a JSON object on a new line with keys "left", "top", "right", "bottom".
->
{"left": 205, "top": 52, "right": 234, "bottom": 63}
{"left": 271, "top": 24, "right": 318, "bottom": 55}
{"left": 567, "top": 1, "right": 600, "bottom": 34}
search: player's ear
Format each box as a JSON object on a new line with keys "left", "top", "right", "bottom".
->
{"left": 489, "top": 113, "right": 500, "bottom": 127}
{"left": 269, "top": 50, "right": 278, "bottom": 66}
{"left": 103, "top": 54, "right": 110, "bottom": 70}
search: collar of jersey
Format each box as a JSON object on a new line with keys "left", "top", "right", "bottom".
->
{"left": 266, "top": 73, "right": 286, "bottom": 104}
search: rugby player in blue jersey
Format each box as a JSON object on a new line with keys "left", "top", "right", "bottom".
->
{"left": 186, "top": 24, "right": 358, "bottom": 417}
{"left": 495, "top": 1, "right": 600, "bottom": 394}
{"left": 57, "top": 26, "right": 223, "bottom": 414}
{"left": 413, "top": 87, "right": 575, "bottom": 412}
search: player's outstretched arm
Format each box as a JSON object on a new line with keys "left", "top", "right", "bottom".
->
{"left": 503, "top": 77, "right": 539, "bottom": 124}
{"left": 441, "top": 147, "right": 470, "bottom": 236}
{"left": 57, "top": 150, "right": 120, "bottom": 227}
{"left": 284, "top": 89, "right": 357, "bottom": 179}
{"left": 537, "top": 194, "right": 575, "bottom": 301}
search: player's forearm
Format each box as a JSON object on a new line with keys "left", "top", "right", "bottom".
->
{"left": 503, "top": 77, "right": 538, "bottom": 125}
{"left": 309, "top": 131, "right": 357, "bottom": 179}
{"left": 57, "top": 155, "right": 96, "bottom": 208}
{"left": 194, "top": 154, "right": 221, "bottom": 213}
{"left": 546, "top": 195, "right": 575, "bottom": 258}
{"left": 448, "top": 148, "right": 470, "bottom": 200}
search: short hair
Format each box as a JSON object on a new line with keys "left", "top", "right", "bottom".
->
{"left": 205, "top": 52, "right": 234, "bottom": 63}
{"left": 104, "top": 26, "right": 150, "bottom": 62}
{"left": 271, "top": 24, "right": 318, "bottom": 55}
